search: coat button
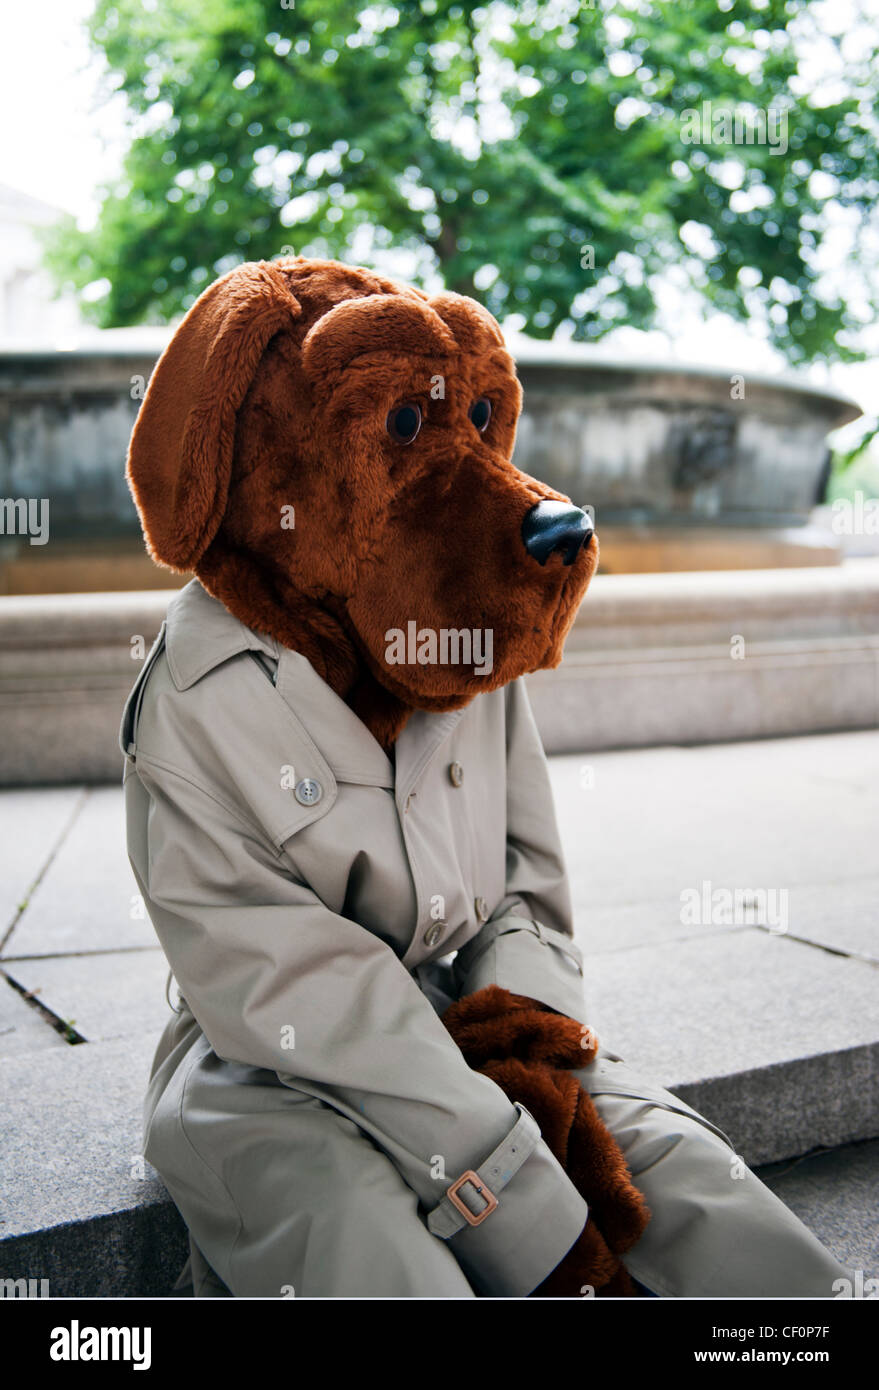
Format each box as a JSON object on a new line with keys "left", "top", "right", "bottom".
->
{"left": 423, "top": 922, "right": 444, "bottom": 948}
{"left": 449, "top": 761, "right": 464, "bottom": 787}
{"left": 474, "top": 896, "right": 489, "bottom": 923}
{"left": 294, "top": 778, "right": 323, "bottom": 807}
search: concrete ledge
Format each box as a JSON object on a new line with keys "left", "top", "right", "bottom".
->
{"left": 529, "top": 561, "right": 879, "bottom": 753}
{"left": 1, "top": 1027, "right": 872, "bottom": 1294}
{"left": 0, "top": 1035, "right": 187, "bottom": 1297}
{"left": 1, "top": 1202, "right": 187, "bottom": 1299}
{"left": 2, "top": 563, "right": 879, "bottom": 783}
{"left": 534, "top": 639, "right": 878, "bottom": 753}
{"left": 568, "top": 559, "right": 879, "bottom": 647}
{"left": 675, "top": 1044, "right": 878, "bottom": 1168}
{"left": 0, "top": 590, "right": 169, "bottom": 783}
{"left": 554, "top": 732, "right": 879, "bottom": 1165}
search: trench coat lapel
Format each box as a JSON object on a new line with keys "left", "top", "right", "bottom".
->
{"left": 393, "top": 706, "right": 469, "bottom": 810}
{"left": 274, "top": 643, "right": 471, "bottom": 799}
{"left": 274, "top": 649, "right": 395, "bottom": 788}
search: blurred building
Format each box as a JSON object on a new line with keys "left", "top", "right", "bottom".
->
{"left": 0, "top": 183, "right": 87, "bottom": 346}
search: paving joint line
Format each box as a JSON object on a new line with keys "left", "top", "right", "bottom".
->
{"left": 756, "top": 923, "right": 879, "bottom": 968}
{"left": 0, "top": 786, "right": 92, "bottom": 954}
{"left": 580, "top": 924, "right": 754, "bottom": 957}
{"left": 0, "top": 945, "right": 161, "bottom": 963}
{"left": 0, "top": 969, "right": 87, "bottom": 1046}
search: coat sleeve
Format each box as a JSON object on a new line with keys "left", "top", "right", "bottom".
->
{"left": 128, "top": 749, "right": 587, "bottom": 1297}
{"left": 452, "top": 676, "right": 589, "bottom": 1023}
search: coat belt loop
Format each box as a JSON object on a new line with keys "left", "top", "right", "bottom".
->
{"left": 426, "top": 1103, "right": 541, "bottom": 1240}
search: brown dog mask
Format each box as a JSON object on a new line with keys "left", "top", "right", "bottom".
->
{"left": 127, "top": 257, "right": 598, "bottom": 748}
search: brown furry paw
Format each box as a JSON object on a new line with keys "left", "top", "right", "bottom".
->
{"left": 566, "top": 1087, "right": 651, "bottom": 1256}
{"left": 442, "top": 985, "right": 599, "bottom": 1068}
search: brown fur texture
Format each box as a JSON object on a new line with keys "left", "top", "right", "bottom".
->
{"left": 442, "top": 986, "right": 651, "bottom": 1297}
{"left": 126, "top": 257, "right": 598, "bottom": 749}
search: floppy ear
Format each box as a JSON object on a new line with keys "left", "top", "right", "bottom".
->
{"left": 300, "top": 293, "right": 456, "bottom": 382}
{"left": 428, "top": 291, "right": 506, "bottom": 351}
{"left": 126, "top": 261, "right": 302, "bottom": 571}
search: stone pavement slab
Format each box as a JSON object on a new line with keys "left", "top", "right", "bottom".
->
{"left": 557, "top": 877, "right": 878, "bottom": 965}
{"left": 680, "top": 1045, "right": 876, "bottom": 1172}
{"left": 782, "top": 880, "right": 879, "bottom": 962}
{"left": 2, "top": 949, "right": 171, "bottom": 1044}
{"left": 551, "top": 731, "right": 879, "bottom": 1163}
{"left": 757, "top": 1140, "right": 879, "bottom": 1279}
{"left": 551, "top": 731, "right": 879, "bottom": 925}
{"left": 580, "top": 931, "right": 878, "bottom": 1088}
{"left": 0, "top": 1034, "right": 162, "bottom": 1238}
{"left": 0, "top": 786, "right": 85, "bottom": 943}
{"left": 1, "top": 785, "right": 154, "bottom": 959}
{"left": 0, "top": 1034, "right": 186, "bottom": 1296}
{"left": 577, "top": 930, "right": 878, "bottom": 1164}
{"left": 0, "top": 974, "right": 67, "bottom": 1055}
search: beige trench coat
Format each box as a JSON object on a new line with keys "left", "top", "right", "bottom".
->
{"left": 123, "top": 577, "right": 593, "bottom": 1297}
{"left": 123, "top": 579, "right": 852, "bottom": 1299}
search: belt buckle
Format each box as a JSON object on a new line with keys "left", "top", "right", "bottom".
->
{"left": 446, "top": 1170, "right": 498, "bottom": 1227}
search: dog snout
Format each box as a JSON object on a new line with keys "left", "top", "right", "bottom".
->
{"left": 521, "top": 500, "right": 594, "bottom": 566}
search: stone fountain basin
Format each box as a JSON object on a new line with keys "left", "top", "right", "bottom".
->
{"left": 0, "top": 341, "right": 861, "bottom": 562}
{"left": 512, "top": 344, "right": 861, "bottom": 530}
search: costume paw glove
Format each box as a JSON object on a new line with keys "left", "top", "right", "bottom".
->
{"left": 442, "top": 985, "right": 650, "bottom": 1297}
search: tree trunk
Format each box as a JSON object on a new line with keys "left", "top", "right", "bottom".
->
{"left": 434, "top": 221, "right": 477, "bottom": 300}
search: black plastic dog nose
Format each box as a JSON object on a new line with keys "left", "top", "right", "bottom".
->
{"left": 521, "top": 500, "right": 594, "bottom": 566}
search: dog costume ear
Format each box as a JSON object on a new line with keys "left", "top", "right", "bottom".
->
{"left": 300, "top": 293, "right": 456, "bottom": 381}
{"left": 428, "top": 291, "right": 506, "bottom": 351}
{"left": 127, "top": 261, "right": 302, "bottom": 571}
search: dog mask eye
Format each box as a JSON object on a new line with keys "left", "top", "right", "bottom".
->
{"left": 386, "top": 402, "right": 422, "bottom": 445}
{"left": 469, "top": 397, "right": 492, "bottom": 433}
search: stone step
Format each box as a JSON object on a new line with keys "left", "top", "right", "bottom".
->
{"left": 2, "top": 562, "right": 878, "bottom": 783}
{"left": 0, "top": 1036, "right": 186, "bottom": 1297}
{"left": 552, "top": 731, "right": 879, "bottom": 1165}
{"left": 0, "top": 1032, "right": 874, "bottom": 1296}
{"left": 529, "top": 560, "right": 879, "bottom": 753}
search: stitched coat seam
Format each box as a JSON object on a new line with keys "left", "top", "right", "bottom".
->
{"left": 134, "top": 751, "right": 286, "bottom": 860}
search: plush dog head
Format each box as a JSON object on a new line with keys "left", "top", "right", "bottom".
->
{"left": 127, "top": 257, "right": 598, "bottom": 747}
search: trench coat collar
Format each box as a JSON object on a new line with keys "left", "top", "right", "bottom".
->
{"left": 164, "top": 578, "right": 280, "bottom": 690}
{"left": 163, "top": 579, "right": 468, "bottom": 791}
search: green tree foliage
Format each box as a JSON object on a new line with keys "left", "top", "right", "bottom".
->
{"left": 50, "top": 0, "right": 879, "bottom": 361}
